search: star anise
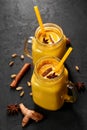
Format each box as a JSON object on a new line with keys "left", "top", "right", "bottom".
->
{"left": 43, "top": 37, "right": 49, "bottom": 44}
{"left": 75, "top": 82, "right": 85, "bottom": 92}
{"left": 7, "top": 104, "right": 20, "bottom": 115}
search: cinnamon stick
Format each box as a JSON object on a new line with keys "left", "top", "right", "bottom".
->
{"left": 42, "top": 67, "right": 52, "bottom": 77}
{"left": 10, "top": 63, "right": 31, "bottom": 88}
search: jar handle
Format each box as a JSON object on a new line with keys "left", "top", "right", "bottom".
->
{"left": 64, "top": 81, "right": 78, "bottom": 103}
{"left": 24, "top": 37, "right": 33, "bottom": 59}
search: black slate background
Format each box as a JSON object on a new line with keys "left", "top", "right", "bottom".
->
{"left": 0, "top": 0, "right": 87, "bottom": 130}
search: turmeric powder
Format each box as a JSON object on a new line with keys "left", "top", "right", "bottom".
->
{"left": 19, "top": 103, "right": 43, "bottom": 127}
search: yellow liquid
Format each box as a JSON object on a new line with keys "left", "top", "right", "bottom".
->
{"left": 32, "top": 23, "right": 67, "bottom": 65}
{"left": 31, "top": 57, "right": 68, "bottom": 110}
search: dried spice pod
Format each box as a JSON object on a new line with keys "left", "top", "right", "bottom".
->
{"left": 11, "top": 74, "right": 16, "bottom": 79}
{"left": 29, "top": 36, "right": 33, "bottom": 39}
{"left": 20, "top": 91, "right": 25, "bottom": 97}
{"left": 75, "top": 66, "right": 79, "bottom": 71}
{"left": 27, "top": 81, "right": 31, "bottom": 87}
{"left": 16, "top": 86, "right": 23, "bottom": 91}
{"left": 9, "top": 61, "right": 14, "bottom": 66}
{"left": 75, "top": 82, "right": 85, "bottom": 92}
{"left": 7, "top": 104, "right": 20, "bottom": 115}
{"left": 11, "top": 53, "right": 18, "bottom": 58}
{"left": 20, "top": 55, "right": 24, "bottom": 60}
{"left": 29, "top": 92, "right": 33, "bottom": 96}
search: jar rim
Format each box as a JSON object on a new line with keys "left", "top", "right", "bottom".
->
{"left": 35, "top": 23, "right": 64, "bottom": 47}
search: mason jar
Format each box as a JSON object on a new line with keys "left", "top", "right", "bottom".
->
{"left": 24, "top": 23, "right": 68, "bottom": 65}
{"left": 31, "top": 56, "right": 77, "bottom": 110}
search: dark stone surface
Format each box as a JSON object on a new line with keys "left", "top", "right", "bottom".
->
{"left": 0, "top": 0, "right": 87, "bottom": 130}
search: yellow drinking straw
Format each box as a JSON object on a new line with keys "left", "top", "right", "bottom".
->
{"left": 56, "top": 47, "right": 73, "bottom": 72}
{"left": 34, "top": 6, "right": 44, "bottom": 31}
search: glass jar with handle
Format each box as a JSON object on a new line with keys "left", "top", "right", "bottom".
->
{"left": 24, "top": 23, "right": 69, "bottom": 65}
{"left": 31, "top": 56, "right": 77, "bottom": 110}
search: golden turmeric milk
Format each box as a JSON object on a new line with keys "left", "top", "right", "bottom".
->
{"left": 31, "top": 56, "right": 76, "bottom": 110}
{"left": 32, "top": 23, "right": 67, "bottom": 65}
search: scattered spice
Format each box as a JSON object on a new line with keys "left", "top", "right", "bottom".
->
{"left": 11, "top": 74, "right": 16, "bottom": 79}
{"left": 75, "top": 82, "right": 85, "bottom": 92}
{"left": 75, "top": 66, "right": 79, "bottom": 72}
{"left": 29, "top": 36, "right": 33, "bottom": 39}
{"left": 28, "top": 39, "right": 32, "bottom": 43}
{"left": 27, "top": 81, "right": 31, "bottom": 87}
{"left": 19, "top": 103, "right": 44, "bottom": 127}
{"left": 42, "top": 67, "right": 52, "bottom": 77}
{"left": 9, "top": 61, "right": 14, "bottom": 66}
{"left": 10, "top": 63, "right": 31, "bottom": 88}
{"left": 11, "top": 53, "right": 18, "bottom": 58}
{"left": 20, "top": 55, "right": 24, "bottom": 60}
{"left": 7, "top": 104, "right": 20, "bottom": 114}
{"left": 16, "top": 86, "right": 23, "bottom": 91}
{"left": 20, "top": 90, "right": 25, "bottom": 97}
{"left": 29, "top": 92, "right": 33, "bottom": 96}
